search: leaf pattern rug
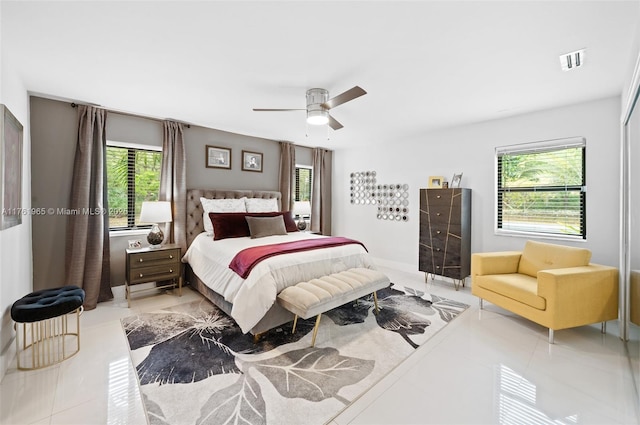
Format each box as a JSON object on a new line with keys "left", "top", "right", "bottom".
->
{"left": 121, "top": 284, "right": 468, "bottom": 425}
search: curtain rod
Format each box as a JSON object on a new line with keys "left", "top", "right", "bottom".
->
{"left": 70, "top": 102, "right": 191, "bottom": 128}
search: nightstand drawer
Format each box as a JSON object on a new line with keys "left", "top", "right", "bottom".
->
{"left": 129, "top": 264, "right": 180, "bottom": 284}
{"left": 125, "top": 244, "right": 183, "bottom": 307}
{"left": 129, "top": 248, "right": 180, "bottom": 270}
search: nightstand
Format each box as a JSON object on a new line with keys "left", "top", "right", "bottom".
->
{"left": 125, "top": 244, "right": 182, "bottom": 307}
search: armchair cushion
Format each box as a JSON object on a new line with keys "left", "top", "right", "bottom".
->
{"left": 518, "top": 240, "right": 592, "bottom": 278}
{"left": 475, "top": 273, "right": 545, "bottom": 310}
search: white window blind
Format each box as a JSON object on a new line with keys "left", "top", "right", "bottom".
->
{"left": 496, "top": 137, "right": 586, "bottom": 239}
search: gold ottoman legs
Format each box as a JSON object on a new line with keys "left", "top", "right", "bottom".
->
{"left": 14, "top": 307, "right": 82, "bottom": 370}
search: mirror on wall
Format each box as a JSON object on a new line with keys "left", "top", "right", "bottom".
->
{"left": 624, "top": 86, "right": 640, "bottom": 407}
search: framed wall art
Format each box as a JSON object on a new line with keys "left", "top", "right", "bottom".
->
{"left": 451, "top": 173, "right": 463, "bottom": 188}
{"left": 1, "top": 104, "right": 23, "bottom": 230}
{"left": 242, "top": 150, "right": 263, "bottom": 172}
{"left": 428, "top": 176, "right": 444, "bottom": 188}
{"left": 206, "top": 145, "right": 232, "bottom": 169}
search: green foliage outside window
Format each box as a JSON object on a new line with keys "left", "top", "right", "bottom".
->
{"left": 498, "top": 144, "right": 585, "bottom": 238}
{"left": 296, "top": 167, "right": 312, "bottom": 202}
{"left": 107, "top": 146, "right": 162, "bottom": 228}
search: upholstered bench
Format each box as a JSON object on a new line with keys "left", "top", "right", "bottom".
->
{"left": 11, "top": 285, "right": 85, "bottom": 370}
{"left": 277, "top": 268, "right": 390, "bottom": 346}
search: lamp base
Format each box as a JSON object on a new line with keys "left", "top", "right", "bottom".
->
{"left": 296, "top": 218, "right": 307, "bottom": 231}
{"left": 147, "top": 224, "right": 164, "bottom": 248}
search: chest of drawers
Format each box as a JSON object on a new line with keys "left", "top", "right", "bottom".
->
{"left": 419, "top": 188, "right": 471, "bottom": 289}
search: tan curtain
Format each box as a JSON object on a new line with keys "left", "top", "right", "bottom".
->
{"left": 311, "top": 148, "right": 332, "bottom": 234}
{"left": 65, "top": 105, "right": 112, "bottom": 309}
{"left": 160, "top": 121, "right": 187, "bottom": 253}
{"left": 279, "top": 142, "right": 296, "bottom": 212}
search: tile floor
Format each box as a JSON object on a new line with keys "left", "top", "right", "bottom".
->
{"left": 1, "top": 266, "right": 639, "bottom": 424}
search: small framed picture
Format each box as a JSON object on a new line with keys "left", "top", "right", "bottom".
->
{"left": 128, "top": 239, "right": 142, "bottom": 249}
{"left": 451, "top": 173, "right": 463, "bottom": 188}
{"left": 428, "top": 176, "right": 445, "bottom": 188}
{"left": 242, "top": 150, "right": 263, "bottom": 172}
{"left": 206, "top": 145, "right": 232, "bottom": 169}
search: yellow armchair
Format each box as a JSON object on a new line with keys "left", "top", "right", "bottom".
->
{"left": 471, "top": 241, "right": 618, "bottom": 343}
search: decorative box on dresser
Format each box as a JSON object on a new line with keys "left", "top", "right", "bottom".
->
{"left": 419, "top": 188, "right": 471, "bottom": 289}
{"left": 125, "top": 244, "right": 182, "bottom": 307}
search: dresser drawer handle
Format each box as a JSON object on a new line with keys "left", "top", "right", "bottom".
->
{"left": 436, "top": 248, "right": 441, "bottom": 251}
{"left": 437, "top": 213, "right": 441, "bottom": 216}
{"left": 169, "top": 269, "right": 173, "bottom": 273}
{"left": 139, "top": 258, "right": 144, "bottom": 263}
{"left": 169, "top": 255, "right": 174, "bottom": 259}
{"left": 436, "top": 195, "right": 441, "bottom": 199}
{"left": 436, "top": 266, "right": 441, "bottom": 269}
{"left": 436, "top": 230, "right": 441, "bottom": 234}
{"left": 139, "top": 273, "right": 144, "bottom": 278}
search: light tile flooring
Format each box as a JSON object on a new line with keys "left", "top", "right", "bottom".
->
{"left": 1, "top": 266, "right": 639, "bottom": 424}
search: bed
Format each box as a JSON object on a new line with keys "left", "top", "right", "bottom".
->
{"left": 183, "top": 189, "right": 377, "bottom": 335}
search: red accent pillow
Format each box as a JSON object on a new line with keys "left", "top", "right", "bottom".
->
{"left": 209, "top": 211, "right": 298, "bottom": 240}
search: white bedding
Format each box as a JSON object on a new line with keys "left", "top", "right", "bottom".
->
{"left": 182, "top": 232, "right": 375, "bottom": 333}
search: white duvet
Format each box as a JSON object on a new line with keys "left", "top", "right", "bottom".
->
{"left": 182, "top": 232, "right": 375, "bottom": 333}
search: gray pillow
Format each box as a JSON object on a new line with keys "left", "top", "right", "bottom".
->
{"left": 245, "top": 215, "right": 288, "bottom": 239}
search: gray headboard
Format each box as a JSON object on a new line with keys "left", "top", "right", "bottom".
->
{"left": 186, "top": 189, "right": 282, "bottom": 247}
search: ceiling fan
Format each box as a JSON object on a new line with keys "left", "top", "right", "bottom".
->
{"left": 253, "top": 86, "right": 367, "bottom": 130}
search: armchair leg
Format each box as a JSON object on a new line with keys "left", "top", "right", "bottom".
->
{"left": 601, "top": 321, "right": 607, "bottom": 334}
{"left": 479, "top": 298, "right": 484, "bottom": 309}
{"left": 548, "top": 329, "right": 554, "bottom": 344}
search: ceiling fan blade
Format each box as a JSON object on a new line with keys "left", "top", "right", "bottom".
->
{"left": 252, "top": 108, "right": 305, "bottom": 111}
{"left": 328, "top": 114, "right": 344, "bottom": 130}
{"left": 322, "top": 86, "right": 367, "bottom": 109}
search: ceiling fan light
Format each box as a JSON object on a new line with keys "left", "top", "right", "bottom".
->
{"left": 307, "top": 109, "right": 329, "bottom": 125}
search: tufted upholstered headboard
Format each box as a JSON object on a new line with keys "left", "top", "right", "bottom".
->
{"left": 186, "top": 189, "right": 282, "bottom": 247}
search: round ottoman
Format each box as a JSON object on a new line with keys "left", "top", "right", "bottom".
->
{"left": 11, "top": 285, "right": 84, "bottom": 370}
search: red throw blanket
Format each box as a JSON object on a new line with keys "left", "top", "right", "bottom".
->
{"left": 229, "top": 237, "right": 368, "bottom": 279}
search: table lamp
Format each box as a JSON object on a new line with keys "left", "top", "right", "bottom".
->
{"left": 293, "top": 201, "right": 311, "bottom": 231}
{"left": 139, "top": 201, "right": 172, "bottom": 248}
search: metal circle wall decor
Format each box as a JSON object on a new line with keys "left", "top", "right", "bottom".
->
{"left": 350, "top": 171, "right": 409, "bottom": 222}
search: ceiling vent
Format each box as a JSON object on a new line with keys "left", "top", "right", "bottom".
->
{"left": 560, "top": 49, "right": 585, "bottom": 71}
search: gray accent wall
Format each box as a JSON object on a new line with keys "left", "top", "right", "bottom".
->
{"left": 185, "top": 125, "right": 279, "bottom": 190}
{"left": 29, "top": 96, "right": 282, "bottom": 290}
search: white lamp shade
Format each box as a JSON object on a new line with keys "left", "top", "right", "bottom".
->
{"left": 293, "top": 201, "right": 312, "bottom": 217}
{"left": 140, "top": 201, "right": 173, "bottom": 223}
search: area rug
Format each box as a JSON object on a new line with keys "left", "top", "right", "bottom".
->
{"left": 121, "top": 284, "right": 469, "bottom": 425}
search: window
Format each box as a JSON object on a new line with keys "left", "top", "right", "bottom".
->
{"left": 106, "top": 142, "right": 162, "bottom": 230}
{"left": 496, "top": 137, "right": 586, "bottom": 239}
{"left": 295, "top": 166, "right": 312, "bottom": 202}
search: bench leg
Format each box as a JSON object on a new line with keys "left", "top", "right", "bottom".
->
{"left": 292, "top": 315, "right": 299, "bottom": 334}
{"left": 548, "top": 329, "right": 554, "bottom": 344}
{"left": 311, "top": 314, "right": 322, "bottom": 347}
{"left": 373, "top": 292, "right": 380, "bottom": 314}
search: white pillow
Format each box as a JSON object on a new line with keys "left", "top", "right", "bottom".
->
{"left": 245, "top": 197, "right": 279, "bottom": 213}
{"left": 200, "top": 197, "right": 247, "bottom": 235}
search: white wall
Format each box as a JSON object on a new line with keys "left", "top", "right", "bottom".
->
{"left": 0, "top": 1, "right": 33, "bottom": 378}
{"left": 333, "top": 96, "right": 621, "bottom": 271}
